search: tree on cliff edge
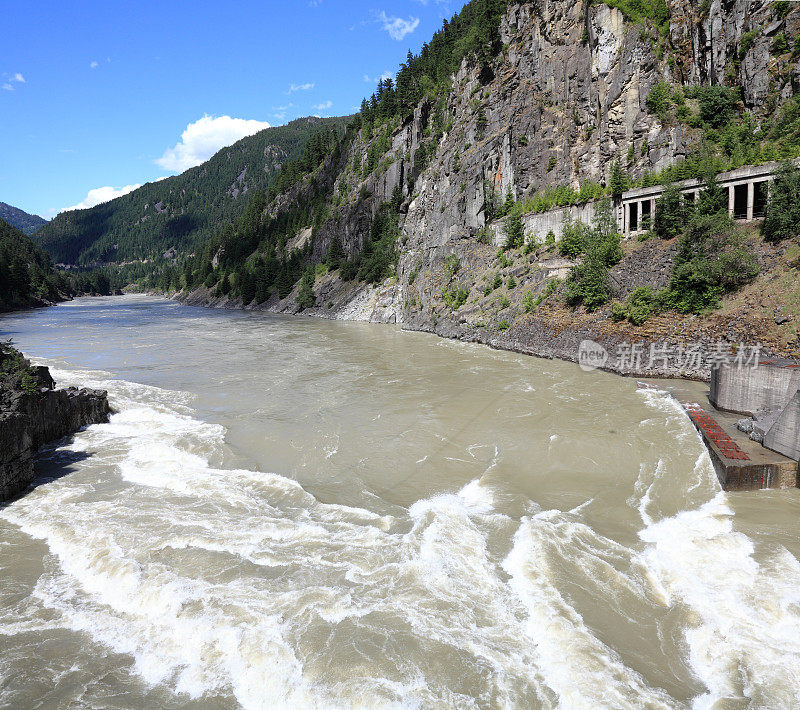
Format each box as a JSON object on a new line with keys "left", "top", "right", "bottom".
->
{"left": 762, "top": 161, "right": 800, "bottom": 243}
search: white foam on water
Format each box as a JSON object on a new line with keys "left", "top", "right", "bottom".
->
{"left": 636, "top": 493, "right": 800, "bottom": 708}
{"left": 0, "top": 372, "right": 557, "bottom": 707}
{"left": 502, "top": 511, "right": 678, "bottom": 709}
{"left": 4, "top": 363, "right": 799, "bottom": 709}
{"left": 634, "top": 388, "right": 800, "bottom": 707}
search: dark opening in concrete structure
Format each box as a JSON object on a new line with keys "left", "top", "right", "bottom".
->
{"left": 754, "top": 180, "right": 768, "bottom": 218}
{"left": 640, "top": 200, "right": 651, "bottom": 230}
{"left": 733, "top": 183, "right": 748, "bottom": 220}
{"left": 629, "top": 202, "right": 638, "bottom": 231}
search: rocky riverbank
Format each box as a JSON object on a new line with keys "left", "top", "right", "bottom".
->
{"left": 173, "top": 230, "right": 789, "bottom": 383}
{"left": 0, "top": 344, "right": 110, "bottom": 501}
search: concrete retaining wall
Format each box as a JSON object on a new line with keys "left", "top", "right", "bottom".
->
{"left": 764, "top": 391, "right": 800, "bottom": 461}
{"left": 491, "top": 202, "right": 597, "bottom": 247}
{"left": 710, "top": 362, "right": 800, "bottom": 415}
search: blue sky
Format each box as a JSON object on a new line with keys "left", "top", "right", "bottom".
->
{"left": 1, "top": 0, "right": 460, "bottom": 219}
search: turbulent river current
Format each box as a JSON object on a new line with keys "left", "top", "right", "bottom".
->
{"left": 1, "top": 295, "right": 800, "bottom": 709}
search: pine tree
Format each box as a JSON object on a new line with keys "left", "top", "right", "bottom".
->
{"left": 276, "top": 263, "right": 294, "bottom": 299}
{"left": 762, "top": 161, "right": 800, "bottom": 242}
{"left": 326, "top": 237, "right": 345, "bottom": 270}
{"left": 296, "top": 265, "right": 316, "bottom": 310}
{"left": 502, "top": 185, "right": 515, "bottom": 216}
{"left": 609, "top": 160, "right": 629, "bottom": 200}
{"left": 654, "top": 183, "right": 686, "bottom": 239}
{"left": 697, "top": 171, "right": 728, "bottom": 216}
{"left": 505, "top": 209, "right": 524, "bottom": 249}
{"left": 239, "top": 267, "right": 256, "bottom": 304}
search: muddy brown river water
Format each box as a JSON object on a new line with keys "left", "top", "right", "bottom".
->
{"left": 1, "top": 294, "right": 799, "bottom": 708}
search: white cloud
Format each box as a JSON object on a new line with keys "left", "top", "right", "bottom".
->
{"left": 287, "top": 82, "right": 314, "bottom": 94}
{"left": 312, "top": 100, "right": 332, "bottom": 111}
{"left": 364, "top": 71, "right": 393, "bottom": 84}
{"left": 376, "top": 11, "right": 419, "bottom": 41}
{"left": 272, "top": 103, "right": 294, "bottom": 122}
{"left": 2, "top": 72, "right": 25, "bottom": 91}
{"left": 155, "top": 114, "right": 270, "bottom": 173}
{"left": 61, "top": 184, "right": 141, "bottom": 212}
{"left": 90, "top": 61, "right": 99, "bottom": 69}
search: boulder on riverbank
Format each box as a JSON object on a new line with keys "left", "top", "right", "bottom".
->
{"left": 0, "top": 343, "right": 110, "bottom": 501}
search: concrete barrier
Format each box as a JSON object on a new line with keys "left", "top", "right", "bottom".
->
{"left": 710, "top": 360, "right": 800, "bottom": 415}
{"left": 764, "top": 390, "right": 800, "bottom": 462}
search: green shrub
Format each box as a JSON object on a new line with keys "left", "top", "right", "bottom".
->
{"left": 340, "top": 258, "right": 360, "bottom": 281}
{"left": 654, "top": 183, "right": 687, "bottom": 239}
{"left": 611, "top": 287, "right": 668, "bottom": 325}
{"left": 296, "top": 265, "right": 316, "bottom": 310}
{"left": 498, "top": 252, "right": 513, "bottom": 268}
{"left": 498, "top": 295, "right": 510, "bottom": 309}
{"left": 772, "top": 33, "right": 789, "bottom": 55}
{"left": 610, "top": 301, "right": 627, "bottom": 321}
{"left": 559, "top": 218, "right": 591, "bottom": 258}
{"left": 357, "top": 204, "right": 400, "bottom": 283}
{"left": 600, "top": 0, "right": 669, "bottom": 33}
{"left": 686, "top": 86, "right": 739, "bottom": 129}
{"left": 523, "top": 233, "right": 539, "bottom": 255}
{"left": 696, "top": 171, "right": 728, "bottom": 216}
{"left": 506, "top": 275, "right": 517, "bottom": 289}
{"left": 444, "top": 253, "right": 461, "bottom": 278}
{"left": 739, "top": 28, "right": 760, "bottom": 58}
{"left": 0, "top": 342, "right": 41, "bottom": 396}
{"left": 325, "top": 237, "right": 345, "bottom": 270}
{"left": 522, "top": 289, "right": 535, "bottom": 312}
{"left": 545, "top": 230, "right": 556, "bottom": 248}
{"left": 565, "top": 251, "right": 612, "bottom": 311}
{"left": 497, "top": 319, "right": 510, "bottom": 331}
{"left": 477, "top": 224, "right": 494, "bottom": 244}
{"left": 492, "top": 272, "right": 503, "bottom": 290}
{"left": 668, "top": 213, "right": 758, "bottom": 312}
{"left": 625, "top": 287, "right": 657, "bottom": 325}
{"left": 762, "top": 161, "right": 800, "bottom": 242}
{"left": 774, "top": 0, "right": 791, "bottom": 17}
{"left": 646, "top": 80, "right": 673, "bottom": 120}
{"left": 563, "top": 202, "right": 623, "bottom": 311}
{"left": 442, "top": 285, "right": 469, "bottom": 310}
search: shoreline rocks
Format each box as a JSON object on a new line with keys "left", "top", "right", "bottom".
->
{"left": 0, "top": 351, "right": 110, "bottom": 502}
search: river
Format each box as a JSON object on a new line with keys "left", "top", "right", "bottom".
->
{"left": 1, "top": 294, "right": 799, "bottom": 709}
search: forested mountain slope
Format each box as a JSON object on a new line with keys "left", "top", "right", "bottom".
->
{"left": 94, "top": 0, "right": 800, "bottom": 373}
{"left": 34, "top": 116, "right": 350, "bottom": 265}
{"left": 0, "top": 203, "right": 47, "bottom": 236}
{"left": 0, "top": 219, "right": 104, "bottom": 312}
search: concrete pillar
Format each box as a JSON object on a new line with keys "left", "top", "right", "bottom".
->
{"left": 728, "top": 184, "right": 734, "bottom": 217}
{"left": 624, "top": 202, "right": 629, "bottom": 232}
{"left": 747, "top": 180, "right": 755, "bottom": 221}
{"left": 651, "top": 198, "right": 656, "bottom": 225}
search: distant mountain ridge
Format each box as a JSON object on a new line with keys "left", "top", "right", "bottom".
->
{"left": 34, "top": 116, "right": 350, "bottom": 265}
{"left": 0, "top": 203, "right": 47, "bottom": 235}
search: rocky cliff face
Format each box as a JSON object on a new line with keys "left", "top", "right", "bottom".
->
{"left": 179, "top": 0, "right": 800, "bottom": 378}
{"left": 0, "top": 358, "right": 110, "bottom": 501}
